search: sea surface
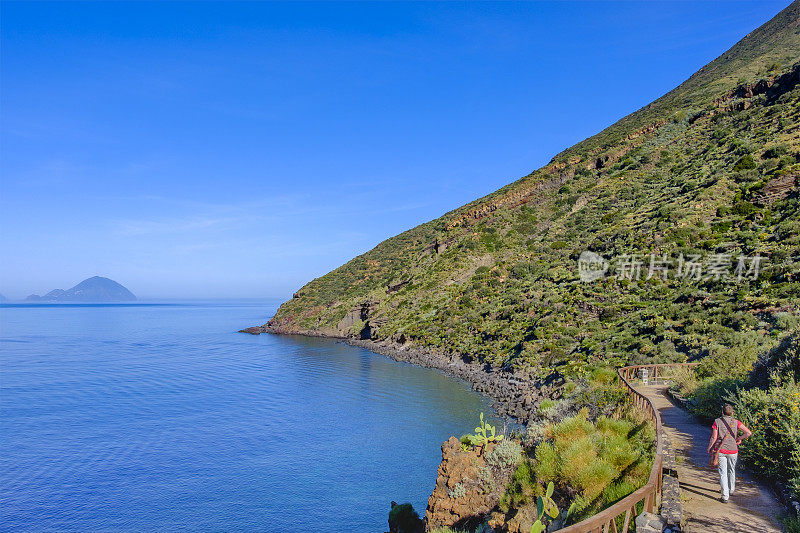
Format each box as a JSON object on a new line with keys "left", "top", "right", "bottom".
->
{"left": 0, "top": 301, "right": 500, "bottom": 532}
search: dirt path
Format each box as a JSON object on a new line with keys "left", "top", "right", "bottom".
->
{"left": 636, "top": 384, "right": 783, "bottom": 533}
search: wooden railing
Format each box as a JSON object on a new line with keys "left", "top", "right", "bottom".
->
{"left": 557, "top": 362, "right": 699, "bottom": 533}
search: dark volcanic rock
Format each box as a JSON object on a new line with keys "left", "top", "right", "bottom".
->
{"left": 238, "top": 326, "right": 267, "bottom": 335}
{"left": 343, "top": 338, "right": 557, "bottom": 425}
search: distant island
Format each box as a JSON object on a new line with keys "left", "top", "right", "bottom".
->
{"left": 26, "top": 276, "right": 137, "bottom": 302}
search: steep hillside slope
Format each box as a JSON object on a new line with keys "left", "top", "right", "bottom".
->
{"left": 261, "top": 2, "right": 800, "bottom": 382}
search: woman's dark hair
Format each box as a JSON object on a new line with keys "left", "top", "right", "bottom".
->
{"left": 723, "top": 404, "right": 734, "bottom": 416}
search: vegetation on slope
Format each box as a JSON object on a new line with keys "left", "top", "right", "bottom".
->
{"left": 268, "top": 1, "right": 800, "bottom": 383}
{"left": 506, "top": 408, "right": 654, "bottom": 526}
{"left": 418, "top": 369, "right": 654, "bottom": 532}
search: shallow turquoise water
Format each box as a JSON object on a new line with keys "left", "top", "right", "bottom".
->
{"left": 0, "top": 301, "right": 498, "bottom": 532}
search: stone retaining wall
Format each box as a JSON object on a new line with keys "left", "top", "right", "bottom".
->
{"left": 659, "top": 433, "right": 683, "bottom": 532}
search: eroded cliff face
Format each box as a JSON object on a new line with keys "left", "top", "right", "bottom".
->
{"left": 425, "top": 437, "right": 543, "bottom": 533}
{"left": 425, "top": 437, "right": 502, "bottom": 531}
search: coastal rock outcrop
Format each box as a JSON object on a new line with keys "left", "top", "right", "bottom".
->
{"left": 425, "top": 437, "right": 500, "bottom": 530}
{"left": 425, "top": 437, "right": 539, "bottom": 533}
{"left": 238, "top": 326, "right": 267, "bottom": 334}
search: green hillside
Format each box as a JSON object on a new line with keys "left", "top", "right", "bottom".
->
{"left": 266, "top": 2, "right": 800, "bottom": 379}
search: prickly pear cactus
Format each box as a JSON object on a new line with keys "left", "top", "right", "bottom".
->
{"left": 530, "top": 482, "right": 559, "bottom": 533}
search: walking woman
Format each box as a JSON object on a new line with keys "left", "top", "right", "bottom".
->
{"left": 707, "top": 403, "right": 752, "bottom": 502}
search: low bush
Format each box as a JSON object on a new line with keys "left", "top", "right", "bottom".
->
{"left": 689, "top": 377, "right": 744, "bottom": 421}
{"left": 388, "top": 503, "right": 424, "bottom": 533}
{"left": 734, "top": 154, "right": 757, "bottom": 171}
{"left": 499, "top": 460, "right": 538, "bottom": 512}
{"left": 729, "top": 380, "right": 800, "bottom": 487}
{"left": 696, "top": 335, "right": 763, "bottom": 379}
{"left": 517, "top": 409, "right": 655, "bottom": 524}
{"left": 485, "top": 439, "right": 523, "bottom": 470}
{"left": 790, "top": 476, "right": 800, "bottom": 501}
{"left": 570, "top": 368, "right": 628, "bottom": 419}
{"left": 524, "top": 422, "right": 548, "bottom": 449}
{"left": 448, "top": 483, "right": 467, "bottom": 500}
{"left": 782, "top": 516, "right": 800, "bottom": 533}
{"left": 763, "top": 144, "right": 788, "bottom": 159}
{"left": 669, "top": 366, "right": 699, "bottom": 397}
{"left": 752, "top": 332, "right": 800, "bottom": 386}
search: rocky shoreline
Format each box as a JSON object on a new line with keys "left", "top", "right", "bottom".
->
{"left": 240, "top": 324, "right": 564, "bottom": 425}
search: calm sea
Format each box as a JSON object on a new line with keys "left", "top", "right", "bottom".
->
{"left": 0, "top": 301, "right": 499, "bottom": 532}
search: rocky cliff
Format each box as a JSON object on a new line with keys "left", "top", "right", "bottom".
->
{"left": 425, "top": 437, "right": 556, "bottom": 533}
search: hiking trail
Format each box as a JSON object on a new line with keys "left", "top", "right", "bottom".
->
{"left": 636, "top": 384, "right": 782, "bottom": 533}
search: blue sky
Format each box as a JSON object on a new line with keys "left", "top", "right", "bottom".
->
{"left": 0, "top": 1, "right": 790, "bottom": 299}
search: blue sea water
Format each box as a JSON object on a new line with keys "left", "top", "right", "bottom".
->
{"left": 0, "top": 301, "right": 499, "bottom": 532}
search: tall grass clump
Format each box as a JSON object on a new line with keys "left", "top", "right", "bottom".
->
{"left": 526, "top": 409, "right": 655, "bottom": 524}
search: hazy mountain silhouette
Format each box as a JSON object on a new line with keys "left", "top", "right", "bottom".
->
{"left": 26, "top": 277, "right": 136, "bottom": 302}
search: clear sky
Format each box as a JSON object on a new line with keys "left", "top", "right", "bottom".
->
{"left": 0, "top": 1, "right": 790, "bottom": 300}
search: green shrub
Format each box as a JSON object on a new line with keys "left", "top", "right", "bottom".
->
{"left": 689, "top": 377, "right": 744, "bottom": 420}
{"left": 448, "top": 482, "right": 467, "bottom": 499}
{"left": 790, "top": 476, "right": 800, "bottom": 501}
{"left": 670, "top": 366, "right": 699, "bottom": 397}
{"left": 532, "top": 441, "right": 558, "bottom": 482}
{"left": 734, "top": 154, "right": 757, "bottom": 171}
{"left": 537, "top": 398, "right": 566, "bottom": 420}
{"left": 754, "top": 332, "right": 800, "bottom": 386}
{"left": 697, "top": 336, "right": 761, "bottom": 379}
{"left": 728, "top": 380, "right": 800, "bottom": 486}
{"left": 732, "top": 200, "right": 757, "bottom": 216}
{"left": 782, "top": 516, "right": 800, "bottom": 533}
{"left": 589, "top": 366, "right": 618, "bottom": 385}
{"left": 388, "top": 503, "right": 424, "bottom": 533}
{"left": 538, "top": 399, "right": 557, "bottom": 412}
{"left": 500, "top": 460, "right": 537, "bottom": 512}
{"left": 571, "top": 368, "right": 628, "bottom": 418}
{"left": 763, "top": 144, "right": 788, "bottom": 159}
{"left": 486, "top": 439, "right": 523, "bottom": 470}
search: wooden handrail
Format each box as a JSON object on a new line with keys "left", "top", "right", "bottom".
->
{"left": 557, "top": 362, "right": 699, "bottom": 533}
